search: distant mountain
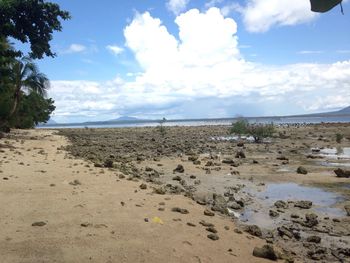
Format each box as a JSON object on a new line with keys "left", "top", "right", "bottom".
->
{"left": 39, "top": 118, "right": 57, "bottom": 126}
{"left": 337, "top": 106, "right": 350, "bottom": 114}
{"left": 109, "top": 116, "right": 141, "bottom": 121}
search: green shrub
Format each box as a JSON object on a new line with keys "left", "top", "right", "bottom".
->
{"left": 336, "top": 133, "right": 343, "bottom": 143}
{"left": 229, "top": 119, "right": 275, "bottom": 143}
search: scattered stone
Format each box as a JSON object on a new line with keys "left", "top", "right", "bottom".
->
{"left": 274, "top": 200, "right": 289, "bottom": 209}
{"left": 154, "top": 187, "right": 166, "bottom": 195}
{"left": 187, "top": 222, "right": 196, "bottom": 227}
{"left": 139, "top": 183, "right": 147, "bottom": 190}
{"left": 80, "top": 222, "right": 91, "bottom": 227}
{"left": 173, "top": 164, "right": 185, "bottom": 173}
{"left": 204, "top": 209, "right": 215, "bottom": 217}
{"left": 69, "top": 179, "right": 81, "bottom": 186}
{"left": 171, "top": 207, "right": 189, "bottom": 214}
{"left": 252, "top": 245, "right": 278, "bottom": 261}
{"left": 304, "top": 213, "right": 318, "bottom": 227}
{"left": 244, "top": 225, "right": 262, "bottom": 237}
{"left": 269, "top": 210, "right": 279, "bottom": 218}
{"left": 307, "top": 235, "right": 321, "bottom": 243}
{"left": 297, "top": 166, "right": 308, "bottom": 175}
{"left": 345, "top": 205, "right": 350, "bottom": 216}
{"left": 334, "top": 168, "right": 350, "bottom": 178}
{"left": 144, "top": 218, "right": 149, "bottom": 222}
{"left": 32, "top": 221, "right": 47, "bottom": 227}
{"left": 206, "top": 226, "right": 218, "bottom": 233}
{"left": 235, "top": 151, "right": 246, "bottom": 159}
{"left": 207, "top": 234, "right": 219, "bottom": 241}
{"left": 172, "top": 175, "right": 182, "bottom": 181}
{"left": 188, "top": 155, "right": 198, "bottom": 162}
{"left": 193, "top": 160, "right": 201, "bottom": 165}
{"left": 199, "top": 220, "right": 214, "bottom": 227}
{"left": 234, "top": 228, "right": 243, "bottom": 234}
{"left": 294, "top": 200, "right": 312, "bottom": 209}
{"left": 277, "top": 156, "right": 288, "bottom": 161}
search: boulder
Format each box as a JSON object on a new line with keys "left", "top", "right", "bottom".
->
{"left": 253, "top": 245, "right": 278, "bottom": 261}
{"left": 334, "top": 168, "right": 350, "bottom": 178}
{"left": 297, "top": 166, "right": 308, "bottom": 175}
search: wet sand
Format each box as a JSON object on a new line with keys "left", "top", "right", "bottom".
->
{"left": 0, "top": 129, "right": 270, "bottom": 263}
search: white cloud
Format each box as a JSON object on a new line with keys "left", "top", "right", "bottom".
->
{"left": 49, "top": 8, "right": 350, "bottom": 122}
{"left": 62, "top": 44, "right": 87, "bottom": 54}
{"left": 297, "top": 50, "right": 324, "bottom": 55}
{"left": 166, "top": 0, "right": 190, "bottom": 15}
{"left": 106, "top": 45, "right": 124, "bottom": 55}
{"left": 240, "top": 0, "right": 318, "bottom": 32}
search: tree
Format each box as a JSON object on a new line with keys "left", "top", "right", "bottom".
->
{"left": 230, "top": 119, "right": 249, "bottom": 138}
{"left": 0, "top": 0, "right": 70, "bottom": 59}
{"left": 10, "top": 92, "right": 55, "bottom": 128}
{"left": 7, "top": 57, "right": 50, "bottom": 121}
{"left": 310, "top": 0, "right": 344, "bottom": 14}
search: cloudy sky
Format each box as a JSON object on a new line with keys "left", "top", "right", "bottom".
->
{"left": 34, "top": 0, "right": 350, "bottom": 123}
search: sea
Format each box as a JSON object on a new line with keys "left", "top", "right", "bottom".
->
{"left": 38, "top": 115, "right": 350, "bottom": 129}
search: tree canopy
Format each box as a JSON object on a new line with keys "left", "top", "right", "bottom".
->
{"left": 0, "top": 0, "right": 70, "bottom": 59}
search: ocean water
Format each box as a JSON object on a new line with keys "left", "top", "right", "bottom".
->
{"left": 38, "top": 115, "right": 350, "bottom": 129}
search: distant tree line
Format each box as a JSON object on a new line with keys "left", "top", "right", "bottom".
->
{"left": 0, "top": 0, "right": 70, "bottom": 132}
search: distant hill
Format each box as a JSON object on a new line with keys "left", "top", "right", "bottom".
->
{"left": 39, "top": 118, "right": 57, "bottom": 126}
{"left": 336, "top": 106, "right": 350, "bottom": 114}
{"left": 110, "top": 116, "right": 141, "bottom": 121}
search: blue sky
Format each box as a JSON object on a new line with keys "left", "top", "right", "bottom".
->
{"left": 30, "top": 0, "right": 350, "bottom": 123}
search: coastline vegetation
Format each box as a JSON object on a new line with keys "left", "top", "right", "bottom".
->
{"left": 0, "top": 0, "right": 70, "bottom": 132}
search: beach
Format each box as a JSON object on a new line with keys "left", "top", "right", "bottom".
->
{"left": 1, "top": 123, "right": 350, "bottom": 262}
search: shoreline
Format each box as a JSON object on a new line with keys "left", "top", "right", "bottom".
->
{"left": 1, "top": 123, "right": 350, "bottom": 262}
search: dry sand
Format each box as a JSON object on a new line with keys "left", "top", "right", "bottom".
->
{"left": 0, "top": 129, "right": 269, "bottom": 263}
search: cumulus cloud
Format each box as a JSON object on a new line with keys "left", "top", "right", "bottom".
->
{"left": 240, "top": 0, "right": 318, "bottom": 32}
{"left": 166, "top": 0, "right": 190, "bottom": 15}
{"left": 106, "top": 45, "right": 124, "bottom": 55}
{"left": 62, "top": 44, "right": 87, "bottom": 54}
{"left": 49, "top": 8, "right": 350, "bottom": 122}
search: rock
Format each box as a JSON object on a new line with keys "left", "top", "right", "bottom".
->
{"left": 173, "top": 164, "right": 185, "bottom": 173}
{"left": 307, "top": 235, "right": 321, "bottom": 243}
{"left": 187, "top": 222, "right": 196, "bottom": 227}
{"left": 32, "top": 221, "right": 46, "bottom": 227}
{"left": 222, "top": 159, "right": 235, "bottom": 165}
{"left": 172, "top": 175, "right": 182, "bottom": 181}
{"left": 211, "top": 194, "right": 228, "bottom": 215}
{"left": 334, "top": 168, "right": 350, "bottom": 178}
{"left": 139, "top": 183, "right": 147, "bottom": 190}
{"left": 188, "top": 155, "right": 199, "bottom": 162}
{"left": 237, "top": 142, "right": 244, "bottom": 147}
{"left": 252, "top": 245, "right": 278, "bottom": 261}
{"left": 277, "top": 226, "right": 294, "bottom": 239}
{"left": 104, "top": 158, "right": 114, "bottom": 168}
{"left": 274, "top": 200, "right": 289, "bottom": 209}
{"left": 94, "top": 163, "right": 103, "bottom": 168}
{"left": 69, "top": 179, "right": 81, "bottom": 186}
{"left": 80, "top": 222, "right": 91, "bottom": 227}
{"left": 244, "top": 225, "right": 262, "bottom": 237}
{"left": 235, "top": 151, "right": 246, "bottom": 159}
{"left": 277, "top": 156, "right": 288, "bottom": 161}
{"left": 307, "top": 246, "right": 327, "bottom": 260}
{"left": 171, "top": 207, "right": 189, "bottom": 214}
{"left": 234, "top": 228, "right": 243, "bottom": 234}
{"left": 204, "top": 209, "right": 215, "bottom": 216}
{"left": 345, "top": 205, "right": 350, "bottom": 216}
{"left": 206, "top": 226, "right": 218, "bottom": 233}
{"left": 269, "top": 210, "right": 279, "bottom": 218}
{"left": 297, "top": 166, "right": 308, "bottom": 175}
{"left": 153, "top": 187, "right": 166, "bottom": 195}
{"left": 207, "top": 234, "right": 219, "bottom": 241}
{"left": 205, "top": 161, "right": 214, "bottom": 166}
{"left": 227, "top": 201, "right": 242, "bottom": 210}
{"left": 304, "top": 213, "right": 318, "bottom": 227}
{"left": 199, "top": 220, "right": 214, "bottom": 227}
{"left": 193, "top": 160, "right": 201, "bottom": 165}
{"left": 294, "top": 200, "right": 312, "bottom": 209}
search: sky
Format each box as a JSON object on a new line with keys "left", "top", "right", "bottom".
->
{"left": 29, "top": 0, "right": 350, "bottom": 123}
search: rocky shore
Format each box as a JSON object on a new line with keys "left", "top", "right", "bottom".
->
{"left": 59, "top": 123, "right": 350, "bottom": 262}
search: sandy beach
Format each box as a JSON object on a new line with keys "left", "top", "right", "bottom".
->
{"left": 0, "top": 129, "right": 270, "bottom": 263}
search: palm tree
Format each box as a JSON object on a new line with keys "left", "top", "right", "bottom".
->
{"left": 8, "top": 57, "right": 50, "bottom": 119}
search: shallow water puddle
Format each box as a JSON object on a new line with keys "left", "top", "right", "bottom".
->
{"left": 240, "top": 183, "right": 345, "bottom": 228}
{"left": 314, "top": 147, "right": 350, "bottom": 159}
{"left": 317, "top": 161, "right": 350, "bottom": 168}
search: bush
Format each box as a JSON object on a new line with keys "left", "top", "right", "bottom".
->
{"left": 230, "top": 119, "right": 275, "bottom": 143}
{"left": 336, "top": 133, "right": 343, "bottom": 143}
{"left": 156, "top": 117, "right": 167, "bottom": 137}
